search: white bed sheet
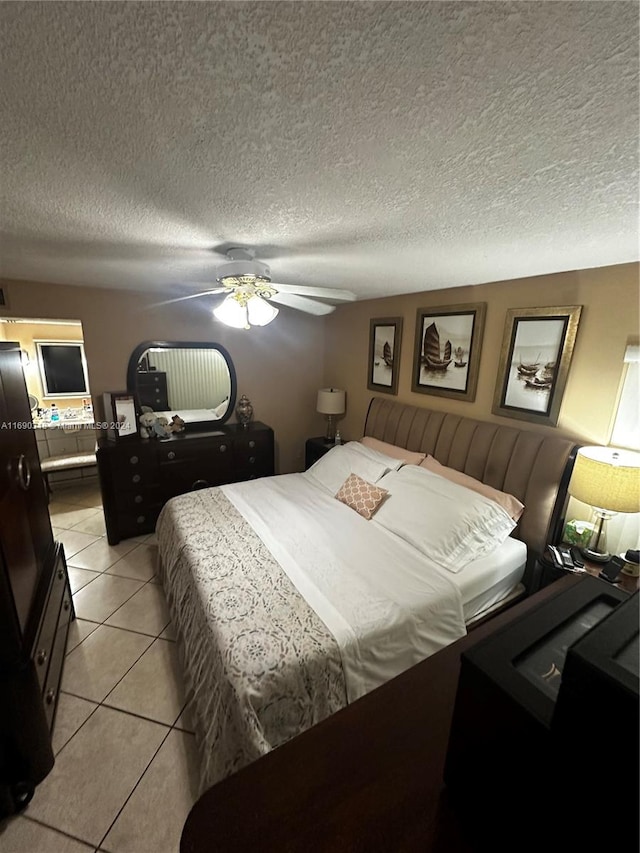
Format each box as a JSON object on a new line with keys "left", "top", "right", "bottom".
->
{"left": 222, "top": 473, "right": 467, "bottom": 703}
{"left": 443, "top": 536, "right": 527, "bottom": 622}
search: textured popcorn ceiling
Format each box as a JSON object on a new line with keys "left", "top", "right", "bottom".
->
{"left": 1, "top": 1, "right": 638, "bottom": 300}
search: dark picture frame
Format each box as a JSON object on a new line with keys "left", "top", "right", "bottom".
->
{"left": 411, "top": 303, "right": 486, "bottom": 402}
{"left": 102, "top": 391, "right": 138, "bottom": 441}
{"left": 367, "top": 317, "right": 403, "bottom": 396}
{"left": 492, "top": 305, "right": 582, "bottom": 426}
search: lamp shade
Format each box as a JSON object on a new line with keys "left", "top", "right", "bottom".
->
{"left": 316, "top": 388, "right": 345, "bottom": 416}
{"left": 568, "top": 446, "right": 640, "bottom": 513}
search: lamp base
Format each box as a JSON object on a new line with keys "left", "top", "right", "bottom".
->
{"left": 580, "top": 547, "right": 611, "bottom": 563}
{"left": 325, "top": 415, "right": 336, "bottom": 442}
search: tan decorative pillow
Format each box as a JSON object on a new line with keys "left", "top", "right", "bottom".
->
{"left": 335, "top": 473, "right": 389, "bottom": 520}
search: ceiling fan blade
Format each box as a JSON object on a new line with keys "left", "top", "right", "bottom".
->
{"left": 149, "top": 288, "right": 226, "bottom": 308}
{"left": 269, "top": 293, "right": 336, "bottom": 316}
{"left": 270, "top": 283, "right": 356, "bottom": 302}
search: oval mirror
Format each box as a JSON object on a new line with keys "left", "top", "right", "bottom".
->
{"left": 127, "top": 341, "right": 237, "bottom": 427}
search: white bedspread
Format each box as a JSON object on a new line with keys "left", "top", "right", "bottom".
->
{"left": 222, "top": 473, "right": 466, "bottom": 702}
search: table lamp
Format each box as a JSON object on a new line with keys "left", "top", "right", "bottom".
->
{"left": 317, "top": 388, "right": 345, "bottom": 442}
{"left": 567, "top": 446, "right": 640, "bottom": 562}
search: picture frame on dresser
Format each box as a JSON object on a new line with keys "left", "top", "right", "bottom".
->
{"left": 411, "top": 303, "right": 486, "bottom": 402}
{"left": 367, "top": 317, "right": 403, "bottom": 396}
{"left": 102, "top": 391, "right": 138, "bottom": 440}
{"left": 492, "top": 305, "right": 582, "bottom": 427}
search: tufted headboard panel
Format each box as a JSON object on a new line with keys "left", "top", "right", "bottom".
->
{"left": 364, "top": 397, "right": 577, "bottom": 559}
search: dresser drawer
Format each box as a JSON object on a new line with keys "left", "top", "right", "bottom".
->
{"left": 115, "top": 486, "right": 162, "bottom": 513}
{"left": 160, "top": 460, "right": 233, "bottom": 497}
{"left": 43, "top": 596, "right": 72, "bottom": 732}
{"left": 157, "top": 436, "right": 229, "bottom": 464}
{"left": 117, "top": 508, "right": 160, "bottom": 539}
{"left": 32, "top": 560, "right": 68, "bottom": 690}
{"left": 112, "top": 466, "right": 158, "bottom": 490}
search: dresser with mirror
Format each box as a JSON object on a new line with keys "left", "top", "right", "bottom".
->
{"left": 97, "top": 341, "right": 274, "bottom": 544}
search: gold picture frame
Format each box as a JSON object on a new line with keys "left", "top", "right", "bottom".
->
{"left": 367, "top": 317, "right": 403, "bottom": 396}
{"left": 411, "top": 303, "right": 486, "bottom": 402}
{"left": 492, "top": 305, "right": 582, "bottom": 426}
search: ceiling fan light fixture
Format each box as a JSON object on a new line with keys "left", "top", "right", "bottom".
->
{"left": 247, "top": 295, "right": 278, "bottom": 326}
{"left": 213, "top": 293, "right": 279, "bottom": 330}
{"left": 213, "top": 294, "right": 250, "bottom": 329}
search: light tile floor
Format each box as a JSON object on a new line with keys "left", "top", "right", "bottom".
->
{"left": 0, "top": 482, "right": 200, "bottom": 853}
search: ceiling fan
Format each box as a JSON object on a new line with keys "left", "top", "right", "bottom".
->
{"left": 155, "top": 248, "right": 356, "bottom": 329}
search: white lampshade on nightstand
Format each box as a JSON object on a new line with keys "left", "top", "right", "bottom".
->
{"left": 568, "top": 446, "right": 640, "bottom": 562}
{"left": 317, "top": 388, "right": 345, "bottom": 441}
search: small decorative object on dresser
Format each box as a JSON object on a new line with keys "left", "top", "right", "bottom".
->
{"left": 102, "top": 391, "right": 138, "bottom": 440}
{"left": 236, "top": 394, "right": 254, "bottom": 426}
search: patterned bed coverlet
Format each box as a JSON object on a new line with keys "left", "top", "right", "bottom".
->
{"left": 157, "top": 488, "right": 346, "bottom": 791}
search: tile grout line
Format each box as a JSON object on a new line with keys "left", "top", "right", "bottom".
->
{"left": 96, "top": 724, "right": 174, "bottom": 851}
{"left": 21, "top": 813, "right": 97, "bottom": 850}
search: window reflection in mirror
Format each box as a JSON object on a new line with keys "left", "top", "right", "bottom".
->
{"left": 129, "top": 343, "right": 236, "bottom": 426}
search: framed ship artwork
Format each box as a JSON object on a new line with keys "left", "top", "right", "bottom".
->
{"left": 367, "top": 317, "right": 403, "bottom": 395}
{"left": 492, "top": 305, "right": 582, "bottom": 427}
{"left": 411, "top": 303, "right": 486, "bottom": 402}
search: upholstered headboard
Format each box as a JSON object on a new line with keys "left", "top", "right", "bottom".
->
{"left": 364, "top": 397, "right": 577, "bottom": 560}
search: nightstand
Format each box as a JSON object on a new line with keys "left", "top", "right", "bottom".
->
{"left": 305, "top": 436, "right": 341, "bottom": 470}
{"left": 535, "top": 554, "right": 640, "bottom": 595}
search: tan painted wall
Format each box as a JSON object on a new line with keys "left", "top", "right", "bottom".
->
{"left": 0, "top": 279, "right": 326, "bottom": 473}
{"left": 2, "top": 262, "right": 638, "bottom": 473}
{"left": 324, "top": 263, "right": 640, "bottom": 447}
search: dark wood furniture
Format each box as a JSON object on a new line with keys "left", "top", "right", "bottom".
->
{"left": 535, "top": 554, "right": 640, "bottom": 594}
{"left": 304, "top": 435, "right": 341, "bottom": 470}
{"left": 0, "top": 342, "right": 72, "bottom": 817}
{"left": 180, "top": 577, "right": 583, "bottom": 853}
{"left": 98, "top": 422, "right": 275, "bottom": 544}
{"left": 135, "top": 370, "right": 169, "bottom": 410}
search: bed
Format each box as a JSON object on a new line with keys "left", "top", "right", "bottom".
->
{"left": 157, "top": 397, "right": 576, "bottom": 791}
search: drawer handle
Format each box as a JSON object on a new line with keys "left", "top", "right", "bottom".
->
{"left": 58, "top": 569, "right": 64, "bottom": 580}
{"left": 63, "top": 599, "right": 70, "bottom": 611}
{"left": 136, "top": 515, "right": 146, "bottom": 524}
{"left": 129, "top": 455, "right": 139, "bottom": 465}
{"left": 249, "top": 440, "right": 256, "bottom": 449}
{"left": 132, "top": 474, "right": 141, "bottom": 484}
{"left": 249, "top": 456, "right": 256, "bottom": 464}
{"left": 219, "top": 444, "right": 227, "bottom": 453}
{"left": 45, "top": 689, "right": 56, "bottom": 706}
{"left": 15, "top": 454, "right": 32, "bottom": 491}
{"left": 36, "top": 649, "right": 48, "bottom": 666}
{"left": 134, "top": 494, "right": 143, "bottom": 504}
{"left": 167, "top": 451, "right": 176, "bottom": 461}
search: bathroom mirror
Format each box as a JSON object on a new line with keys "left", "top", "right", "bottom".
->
{"left": 127, "top": 341, "right": 237, "bottom": 426}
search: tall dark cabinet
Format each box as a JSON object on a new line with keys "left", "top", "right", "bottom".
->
{"left": 0, "top": 342, "right": 72, "bottom": 817}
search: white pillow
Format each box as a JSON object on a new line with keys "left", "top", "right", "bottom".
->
{"left": 372, "top": 465, "right": 516, "bottom": 573}
{"left": 304, "top": 443, "right": 397, "bottom": 494}
{"left": 343, "top": 440, "right": 405, "bottom": 471}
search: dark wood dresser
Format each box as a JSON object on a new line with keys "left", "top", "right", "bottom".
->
{"left": 0, "top": 342, "right": 73, "bottom": 817}
{"left": 136, "top": 370, "right": 169, "bottom": 410}
{"left": 97, "top": 421, "right": 275, "bottom": 544}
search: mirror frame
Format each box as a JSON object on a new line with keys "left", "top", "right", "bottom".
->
{"left": 127, "top": 341, "right": 238, "bottom": 426}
